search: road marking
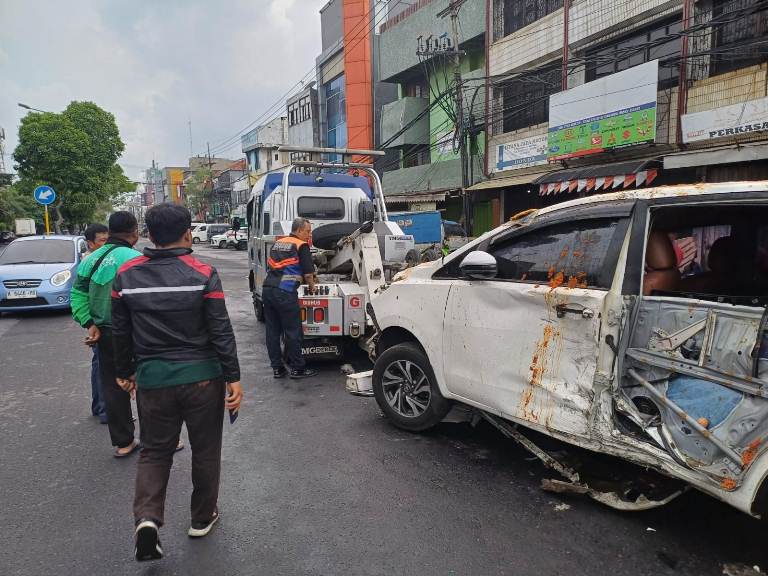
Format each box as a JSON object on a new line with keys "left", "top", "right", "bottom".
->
{"left": 0, "top": 318, "right": 20, "bottom": 339}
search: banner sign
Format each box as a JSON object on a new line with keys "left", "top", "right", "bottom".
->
{"left": 547, "top": 60, "right": 658, "bottom": 160}
{"left": 495, "top": 134, "right": 548, "bottom": 172}
{"left": 681, "top": 96, "right": 768, "bottom": 143}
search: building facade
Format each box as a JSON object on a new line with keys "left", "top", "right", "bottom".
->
{"left": 476, "top": 0, "right": 767, "bottom": 227}
{"left": 377, "top": 0, "right": 487, "bottom": 228}
{"left": 241, "top": 117, "right": 289, "bottom": 176}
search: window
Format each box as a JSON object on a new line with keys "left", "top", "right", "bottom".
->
{"left": 402, "top": 144, "right": 430, "bottom": 168}
{"left": 502, "top": 67, "right": 561, "bottom": 132}
{"left": 288, "top": 95, "right": 313, "bottom": 127}
{"left": 325, "top": 75, "right": 347, "bottom": 159}
{"left": 403, "top": 79, "right": 428, "bottom": 98}
{"left": 0, "top": 240, "right": 75, "bottom": 265}
{"left": 586, "top": 19, "right": 682, "bottom": 89}
{"left": 503, "top": 0, "right": 563, "bottom": 37}
{"left": 297, "top": 196, "right": 345, "bottom": 220}
{"left": 710, "top": 0, "right": 767, "bottom": 75}
{"left": 489, "top": 219, "right": 623, "bottom": 288}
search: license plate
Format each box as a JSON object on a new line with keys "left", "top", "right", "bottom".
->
{"left": 7, "top": 289, "right": 37, "bottom": 299}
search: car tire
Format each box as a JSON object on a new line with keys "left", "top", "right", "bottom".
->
{"left": 253, "top": 295, "right": 265, "bottom": 322}
{"left": 420, "top": 247, "right": 440, "bottom": 263}
{"left": 219, "top": 240, "right": 227, "bottom": 249}
{"left": 192, "top": 237, "right": 200, "bottom": 244}
{"left": 404, "top": 249, "right": 420, "bottom": 267}
{"left": 373, "top": 342, "right": 451, "bottom": 432}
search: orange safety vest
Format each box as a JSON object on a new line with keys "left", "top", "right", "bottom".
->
{"left": 265, "top": 235, "right": 308, "bottom": 292}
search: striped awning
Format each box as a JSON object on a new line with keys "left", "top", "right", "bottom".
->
{"left": 533, "top": 159, "right": 661, "bottom": 196}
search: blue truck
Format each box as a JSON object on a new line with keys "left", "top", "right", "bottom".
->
{"left": 390, "top": 211, "right": 467, "bottom": 262}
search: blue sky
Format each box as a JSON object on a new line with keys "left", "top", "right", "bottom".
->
{"left": 0, "top": 0, "right": 327, "bottom": 180}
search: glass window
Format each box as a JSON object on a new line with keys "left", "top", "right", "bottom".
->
{"left": 502, "top": 66, "right": 561, "bottom": 132}
{"left": 297, "top": 196, "right": 345, "bottom": 220}
{"left": 586, "top": 18, "right": 682, "bottom": 90}
{"left": 503, "top": 0, "right": 563, "bottom": 37}
{"left": 0, "top": 240, "right": 75, "bottom": 265}
{"left": 711, "top": 0, "right": 767, "bottom": 75}
{"left": 489, "top": 219, "right": 623, "bottom": 289}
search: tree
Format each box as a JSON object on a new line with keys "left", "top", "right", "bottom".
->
{"left": 13, "top": 101, "right": 128, "bottom": 230}
{"left": 0, "top": 182, "right": 40, "bottom": 230}
{"left": 184, "top": 166, "right": 213, "bottom": 221}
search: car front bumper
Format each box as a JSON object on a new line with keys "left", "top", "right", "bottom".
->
{"left": 0, "top": 286, "right": 72, "bottom": 312}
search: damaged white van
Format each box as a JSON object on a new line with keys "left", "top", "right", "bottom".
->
{"left": 362, "top": 181, "right": 768, "bottom": 516}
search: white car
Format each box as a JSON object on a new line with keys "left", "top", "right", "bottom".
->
{"left": 210, "top": 230, "right": 246, "bottom": 249}
{"left": 363, "top": 181, "right": 768, "bottom": 518}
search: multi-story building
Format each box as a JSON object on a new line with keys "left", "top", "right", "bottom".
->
{"left": 315, "top": 0, "right": 397, "bottom": 163}
{"left": 143, "top": 163, "right": 163, "bottom": 207}
{"left": 286, "top": 83, "right": 321, "bottom": 152}
{"left": 241, "top": 117, "right": 289, "bottom": 176}
{"left": 211, "top": 159, "right": 246, "bottom": 221}
{"left": 162, "top": 167, "right": 187, "bottom": 204}
{"left": 476, "top": 0, "right": 767, "bottom": 226}
{"left": 376, "top": 0, "right": 487, "bottom": 229}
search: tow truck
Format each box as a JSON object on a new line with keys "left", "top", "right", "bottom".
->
{"left": 246, "top": 146, "right": 415, "bottom": 361}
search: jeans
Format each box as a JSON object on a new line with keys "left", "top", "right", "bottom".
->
{"left": 98, "top": 328, "right": 135, "bottom": 448}
{"left": 90, "top": 346, "right": 106, "bottom": 418}
{"left": 262, "top": 286, "right": 305, "bottom": 370}
{"left": 134, "top": 378, "right": 225, "bottom": 526}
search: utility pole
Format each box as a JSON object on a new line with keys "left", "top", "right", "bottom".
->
{"left": 438, "top": 0, "right": 470, "bottom": 235}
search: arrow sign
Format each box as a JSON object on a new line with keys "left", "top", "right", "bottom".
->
{"left": 34, "top": 185, "right": 57, "bottom": 206}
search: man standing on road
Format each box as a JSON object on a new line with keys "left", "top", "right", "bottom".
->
{"left": 82, "top": 223, "right": 109, "bottom": 424}
{"left": 71, "top": 213, "right": 141, "bottom": 456}
{"left": 263, "top": 217, "right": 317, "bottom": 379}
{"left": 111, "top": 203, "right": 242, "bottom": 562}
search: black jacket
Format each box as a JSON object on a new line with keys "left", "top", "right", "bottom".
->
{"left": 111, "top": 247, "right": 240, "bottom": 382}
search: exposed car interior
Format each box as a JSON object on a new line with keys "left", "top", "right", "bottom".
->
{"left": 623, "top": 203, "right": 768, "bottom": 491}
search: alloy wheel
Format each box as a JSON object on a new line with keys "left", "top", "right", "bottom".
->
{"left": 381, "top": 359, "right": 431, "bottom": 418}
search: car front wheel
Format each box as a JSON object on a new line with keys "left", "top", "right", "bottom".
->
{"left": 192, "top": 237, "right": 200, "bottom": 244}
{"left": 219, "top": 240, "right": 227, "bottom": 249}
{"left": 373, "top": 343, "right": 451, "bottom": 432}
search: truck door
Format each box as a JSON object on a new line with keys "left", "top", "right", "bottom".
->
{"left": 442, "top": 212, "right": 631, "bottom": 438}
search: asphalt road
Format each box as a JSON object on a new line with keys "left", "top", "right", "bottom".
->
{"left": 1, "top": 241, "right": 766, "bottom": 576}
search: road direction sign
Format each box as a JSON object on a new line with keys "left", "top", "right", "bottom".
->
{"left": 34, "top": 185, "right": 56, "bottom": 206}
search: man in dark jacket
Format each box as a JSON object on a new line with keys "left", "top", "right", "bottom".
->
{"left": 112, "top": 203, "right": 243, "bottom": 562}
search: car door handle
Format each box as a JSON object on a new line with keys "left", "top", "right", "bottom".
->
{"left": 555, "top": 304, "right": 594, "bottom": 319}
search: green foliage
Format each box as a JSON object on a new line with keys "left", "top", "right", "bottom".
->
{"left": 0, "top": 182, "right": 42, "bottom": 230}
{"left": 12, "top": 101, "right": 130, "bottom": 229}
{"left": 184, "top": 166, "right": 213, "bottom": 218}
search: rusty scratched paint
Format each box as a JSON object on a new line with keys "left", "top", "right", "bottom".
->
{"left": 720, "top": 477, "right": 738, "bottom": 491}
{"left": 741, "top": 437, "right": 762, "bottom": 467}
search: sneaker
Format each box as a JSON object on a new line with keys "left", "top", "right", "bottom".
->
{"left": 289, "top": 368, "right": 317, "bottom": 379}
{"left": 273, "top": 367, "right": 287, "bottom": 379}
{"left": 134, "top": 519, "right": 163, "bottom": 562}
{"left": 188, "top": 510, "right": 219, "bottom": 538}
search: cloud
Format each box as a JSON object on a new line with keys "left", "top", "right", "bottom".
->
{"left": 0, "top": 0, "right": 327, "bottom": 176}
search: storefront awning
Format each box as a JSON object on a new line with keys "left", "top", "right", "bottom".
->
{"left": 664, "top": 142, "right": 768, "bottom": 169}
{"left": 466, "top": 167, "right": 552, "bottom": 191}
{"left": 384, "top": 191, "right": 447, "bottom": 205}
{"left": 532, "top": 158, "right": 662, "bottom": 196}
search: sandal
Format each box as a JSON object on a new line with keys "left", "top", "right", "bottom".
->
{"left": 114, "top": 440, "right": 140, "bottom": 458}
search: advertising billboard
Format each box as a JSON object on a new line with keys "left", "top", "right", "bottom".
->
{"left": 547, "top": 60, "right": 658, "bottom": 160}
{"left": 681, "top": 95, "right": 768, "bottom": 143}
{"left": 495, "top": 134, "right": 548, "bottom": 172}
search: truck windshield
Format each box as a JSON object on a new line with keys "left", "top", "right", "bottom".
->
{"left": 297, "top": 197, "right": 345, "bottom": 220}
{"left": 0, "top": 240, "right": 75, "bottom": 265}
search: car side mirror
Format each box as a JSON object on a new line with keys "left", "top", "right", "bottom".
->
{"left": 79, "top": 243, "right": 87, "bottom": 254}
{"left": 459, "top": 251, "right": 498, "bottom": 280}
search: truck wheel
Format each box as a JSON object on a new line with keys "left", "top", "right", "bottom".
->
{"left": 373, "top": 343, "right": 451, "bottom": 432}
{"left": 420, "top": 247, "right": 440, "bottom": 263}
{"left": 253, "top": 295, "right": 265, "bottom": 322}
{"left": 404, "top": 249, "right": 420, "bottom": 267}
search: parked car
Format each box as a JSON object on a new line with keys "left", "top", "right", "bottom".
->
{"left": 0, "top": 235, "right": 88, "bottom": 313}
{"left": 363, "top": 181, "right": 768, "bottom": 517}
{"left": 210, "top": 229, "right": 246, "bottom": 249}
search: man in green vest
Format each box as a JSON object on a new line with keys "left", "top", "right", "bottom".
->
{"left": 71, "top": 211, "right": 142, "bottom": 457}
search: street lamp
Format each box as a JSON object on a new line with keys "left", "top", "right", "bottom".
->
{"left": 18, "top": 103, "right": 49, "bottom": 113}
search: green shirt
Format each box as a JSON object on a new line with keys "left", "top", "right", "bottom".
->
{"left": 70, "top": 241, "right": 142, "bottom": 328}
{"left": 136, "top": 358, "right": 223, "bottom": 389}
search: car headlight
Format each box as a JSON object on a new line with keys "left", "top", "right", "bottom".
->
{"left": 50, "top": 270, "right": 72, "bottom": 286}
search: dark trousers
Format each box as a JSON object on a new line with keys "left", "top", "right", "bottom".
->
{"left": 134, "top": 378, "right": 225, "bottom": 526}
{"left": 90, "top": 346, "right": 105, "bottom": 417}
{"left": 262, "top": 286, "right": 305, "bottom": 370}
{"left": 98, "top": 328, "right": 135, "bottom": 448}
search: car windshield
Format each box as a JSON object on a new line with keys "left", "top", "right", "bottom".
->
{"left": 0, "top": 240, "right": 75, "bottom": 265}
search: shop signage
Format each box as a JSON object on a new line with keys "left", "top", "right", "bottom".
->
{"left": 681, "top": 96, "right": 768, "bottom": 143}
{"left": 495, "top": 134, "right": 548, "bottom": 172}
{"left": 547, "top": 60, "right": 658, "bottom": 160}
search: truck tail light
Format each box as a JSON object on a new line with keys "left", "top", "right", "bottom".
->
{"left": 300, "top": 308, "right": 307, "bottom": 322}
{"left": 313, "top": 307, "right": 325, "bottom": 323}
